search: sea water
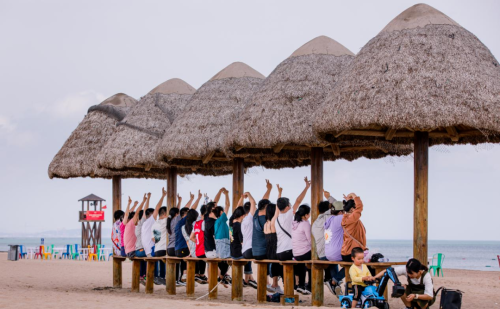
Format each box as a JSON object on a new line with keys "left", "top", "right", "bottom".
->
{"left": 1, "top": 238, "right": 498, "bottom": 271}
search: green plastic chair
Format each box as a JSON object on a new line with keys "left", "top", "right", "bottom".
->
{"left": 71, "top": 244, "right": 80, "bottom": 260}
{"left": 96, "top": 244, "right": 101, "bottom": 261}
{"left": 429, "top": 253, "right": 445, "bottom": 277}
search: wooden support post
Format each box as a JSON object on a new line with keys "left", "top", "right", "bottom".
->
{"left": 310, "top": 147, "right": 324, "bottom": 306}
{"left": 112, "top": 176, "right": 122, "bottom": 288}
{"left": 283, "top": 264, "right": 295, "bottom": 296}
{"left": 414, "top": 132, "right": 429, "bottom": 264}
{"left": 231, "top": 261, "right": 245, "bottom": 301}
{"left": 186, "top": 260, "right": 196, "bottom": 296}
{"left": 166, "top": 260, "right": 177, "bottom": 295}
{"left": 131, "top": 259, "right": 140, "bottom": 293}
{"left": 167, "top": 167, "right": 177, "bottom": 212}
{"left": 113, "top": 257, "right": 123, "bottom": 288}
{"left": 232, "top": 158, "right": 244, "bottom": 211}
{"left": 145, "top": 260, "right": 155, "bottom": 294}
{"left": 208, "top": 261, "right": 219, "bottom": 300}
{"left": 257, "top": 262, "right": 268, "bottom": 303}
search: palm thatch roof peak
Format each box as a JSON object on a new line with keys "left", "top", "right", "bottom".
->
{"left": 156, "top": 63, "right": 264, "bottom": 170}
{"left": 209, "top": 62, "right": 265, "bottom": 81}
{"left": 381, "top": 3, "right": 459, "bottom": 33}
{"left": 97, "top": 79, "right": 195, "bottom": 173}
{"left": 49, "top": 93, "right": 167, "bottom": 179}
{"left": 147, "top": 78, "right": 196, "bottom": 95}
{"left": 313, "top": 4, "right": 500, "bottom": 147}
{"left": 289, "top": 35, "right": 354, "bottom": 58}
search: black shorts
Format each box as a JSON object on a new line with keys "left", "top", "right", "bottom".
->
{"left": 353, "top": 285, "right": 366, "bottom": 301}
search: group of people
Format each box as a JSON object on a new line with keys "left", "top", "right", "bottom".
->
{"left": 111, "top": 178, "right": 435, "bottom": 309}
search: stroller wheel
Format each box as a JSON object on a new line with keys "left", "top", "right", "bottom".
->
{"left": 341, "top": 298, "right": 352, "bottom": 308}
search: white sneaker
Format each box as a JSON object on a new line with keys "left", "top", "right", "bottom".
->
{"left": 266, "top": 284, "right": 275, "bottom": 292}
{"left": 274, "top": 286, "right": 284, "bottom": 294}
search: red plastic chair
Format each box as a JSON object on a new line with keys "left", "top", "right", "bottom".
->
{"left": 497, "top": 255, "right": 499, "bottom": 267}
{"left": 34, "top": 246, "right": 43, "bottom": 259}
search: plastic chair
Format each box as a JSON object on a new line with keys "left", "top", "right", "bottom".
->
{"left": 99, "top": 245, "right": 107, "bottom": 261}
{"left": 18, "top": 245, "right": 27, "bottom": 259}
{"left": 43, "top": 245, "right": 53, "bottom": 260}
{"left": 71, "top": 244, "right": 80, "bottom": 260}
{"left": 62, "top": 245, "right": 71, "bottom": 259}
{"left": 88, "top": 245, "right": 97, "bottom": 261}
{"left": 497, "top": 255, "right": 499, "bottom": 267}
{"left": 95, "top": 244, "right": 101, "bottom": 261}
{"left": 34, "top": 246, "right": 43, "bottom": 259}
{"left": 429, "top": 253, "right": 445, "bottom": 277}
{"left": 53, "top": 245, "right": 62, "bottom": 259}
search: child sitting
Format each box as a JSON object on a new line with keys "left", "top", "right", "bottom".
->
{"left": 349, "top": 247, "right": 372, "bottom": 308}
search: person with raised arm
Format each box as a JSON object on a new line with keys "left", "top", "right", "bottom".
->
{"left": 175, "top": 191, "right": 199, "bottom": 284}
{"left": 111, "top": 209, "right": 124, "bottom": 256}
{"left": 124, "top": 196, "right": 145, "bottom": 258}
{"left": 190, "top": 191, "right": 209, "bottom": 284}
{"left": 150, "top": 188, "right": 168, "bottom": 285}
{"left": 264, "top": 199, "right": 283, "bottom": 294}
{"left": 252, "top": 179, "right": 273, "bottom": 260}
{"left": 119, "top": 198, "right": 132, "bottom": 257}
{"left": 275, "top": 177, "right": 310, "bottom": 293}
{"left": 133, "top": 193, "right": 150, "bottom": 285}
{"left": 238, "top": 192, "right": 257, "bottom": 288}
{"left": 340, "top": 193, "right": 366, "bottom": 262}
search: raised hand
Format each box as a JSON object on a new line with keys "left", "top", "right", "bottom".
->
{"left": 277, "top": 184, "right": 283, "bottom": 194}
{"left": 265, "top": 179, "right": 272, "bottom": 190}
{"left": 147, "top": 192, "right": 151, "bottom": 199}
{"left": 128, "top": 196, "right": 132, "bottom": 204}
{"left": 190, "top": 192, "right": 194, "bottom": 199}
{"left": 143, "top": 193, "right": 148, "bottom": 201}
{"left": 133, "top": 201, "right": 139, "bottom": 207}
{"left": 162, "top": 187, "right": 167, "bottom": 197}
{"left": 304, "top": 177, "right": 311, "bottom": 188}
{"left": 177, "top": 193, "right": 182, "bottom": 202}
{"left": 323, "top": 190, "right": 331, "bottom": 199}
{"left": 198, "top": 190, "right": 202, "bottom": 199}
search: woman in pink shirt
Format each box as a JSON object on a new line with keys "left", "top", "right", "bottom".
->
{"left": 291, "top": 204, "right": 311, "bottom": 295}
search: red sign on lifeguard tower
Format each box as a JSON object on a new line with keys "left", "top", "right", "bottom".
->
{"left": 85, "top": 211, "right": 105, "bottom": 221}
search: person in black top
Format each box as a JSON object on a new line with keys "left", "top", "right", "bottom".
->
{"left": 229, "top": 206, "right": 246, "bottom": 258}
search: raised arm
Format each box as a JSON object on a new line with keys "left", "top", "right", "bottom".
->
{"left": 176, "top": 194, "right": 182, "bottom": 208}
{"left": 191, "top": 190, "right": 202, "bottom": 210}
{"left": 153, "top": 188, "right": 167, "bottom": 219}
{"left": 344, "top": 194, "right": 363, "bottom": 223}
{"left": 236, "top": 194, "right": 244, "bottom": 207}
{"left": 145, "top": 192, "right": 151, "bottom": 209}
{"left": 292, "top": 177, "right": 311, "bottom": 213}
{"left": 271, "top": 202, "right": 280, "bottom": 228}
{"left": 223, "top": 188, "right": 230, "bottom": 214}
{"left": 262, "top": 179, "right": 272, "bottom": 200}
{"left": 277, "top": 184, "right": 283, "bottom": 199}
{"left": 184, "top": 192, "right": 194, "bottom": 208}
{"left": 246, "top": 192, "right": 256, "bottom": 216}
{"left": 123, "top": 199, "right": 139, "bottom": 225}
{"left": 213, "top": 188, "right": 224, "bottom": 204}
{"left": 122, "top": 197, "right": 132, "bottom": 224}
{"left": 133, "top": 194, "right": 148, "bottom": 224}
{"left": 324, "top": 190, "right": 338, "bottom": 203}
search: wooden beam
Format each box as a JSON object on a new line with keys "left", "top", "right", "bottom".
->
{"left": 166, "top": 167, "right": 177, "bottom": 212}
{"left": 232, "top": 158, "right": 244, "bottom": 212}
{"left": 272, "top": 144, "right": 285, "bottom": 153}
{"left": 414, "top": 132, "right": 429, "bottom": 264}
{"left": 330, "top": 144, "right": 340, "bottom": 156}
{"left": 235, "top": 145, "right": 244, "bottom": 151}
{"left": 385, "top": 129, "right": 397, "bottom": 141}
{"left": 446, "top": 126, "right": 460, "bottom": 142}
{"left": 144, "top": 163, "right": 152, "bottom": 171}
{"left": 310, "top": 147, "right": 324, "bottom": 306}
{"left": 202, "top": 151, "right": 215, "bottom": 164}
{"left": 113, "top": 257, "right": 123, "bottom": 288}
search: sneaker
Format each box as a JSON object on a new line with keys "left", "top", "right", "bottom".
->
{"left": 274, "top": 286, "right": 284, "bottom": 294}
{"left": 303, "top": 286, "right": 312, "bottom": 295}
{"left": 243, "top": 280, "right": 249, "bottom": 287}
{"left": 200, "top": 275, "right": 209, "bottom": 283}
{"left": 223, "top": 274, "right": 232, "bottom": 284}
{"left": 153, "top": 277, "right": 161, "bottom": 285}
{"left": 325, "top": 281, "right": 336, "bottom": 295}
{"left": 176, "top": 280, "right": 186, "bottom": 287}
{"left": 296, "top": 286, "right": 306, "bottom": 294}
{"left": 248, "top": 280, "right": 258, "bottom": 289}
{"left": 159, "top": 278, "right": 166, "bottom": 285}
{"left": 266, "top": 284, "right": 275, "bottom": 293}
{"left": 335, "top": 284, "right": 343, "bottom": 296}
{"left": 181, "top": 274, "right": 187, "bottom": 282}
{"left": 195, "top": 276, "right": 208, "bottom": 284}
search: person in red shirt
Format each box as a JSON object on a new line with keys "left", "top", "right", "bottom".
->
{"left": 191, "top": 204, "right": 208, "bottom": 283}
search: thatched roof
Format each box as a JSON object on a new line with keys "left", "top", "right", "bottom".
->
{"left": 224, "top": 36, "right": 411, "bottom": 168}
{"left": 156, "top": 62, "right": 265, "bottom": 170}
{"left": 48, "top": 93, "right": 166, "bottom": 179}
{"left": 97, "top": 79, "right": 195, "bottom": 172}
{"left": 313, "top": 3, "right": 500, "bottom": 146}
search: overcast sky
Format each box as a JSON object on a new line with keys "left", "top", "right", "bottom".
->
{"left": 1, "top": 0, "right": 499, "bottom": 241}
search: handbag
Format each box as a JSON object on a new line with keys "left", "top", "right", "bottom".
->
{"left": 436, "top": 287, "right": 463, "bottom": 309}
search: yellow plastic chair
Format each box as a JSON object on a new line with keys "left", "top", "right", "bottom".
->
{"left": 87, "top": 245, "right": 97, "bottom": 261}
{"left": 43, "top": 245, "right": 53, "bottom": 260}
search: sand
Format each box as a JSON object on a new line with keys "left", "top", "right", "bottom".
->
{"left": 1, "top": 252, "right": 499, "bottom": 309}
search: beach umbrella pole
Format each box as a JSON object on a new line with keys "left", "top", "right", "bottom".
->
{"left": 310, "top": 147, "right": 324, "bottom": 306}
{"left": 232, "top": 158, "right": 244, "bottom": 211}
{"left": 166, "top": 167, "right": 178, "bottom": 211}
{"left": 414, "top": 132, "right": 429, "bottom": 264}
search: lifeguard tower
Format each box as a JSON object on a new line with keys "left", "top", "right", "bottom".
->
{"left": 78, "top": 194, "right": 105, "bottom": 248}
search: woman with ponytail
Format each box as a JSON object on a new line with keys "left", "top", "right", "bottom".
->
{"left": 292, "top": 204, "right": 312, "bottom": 295}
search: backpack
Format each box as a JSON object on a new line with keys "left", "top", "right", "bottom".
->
{"left": 436, "top": 287, "right": 463, "bottom": 309}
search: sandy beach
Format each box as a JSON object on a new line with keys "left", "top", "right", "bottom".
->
{"left": 1, "top": 253, "right": 499, "bottom": 309}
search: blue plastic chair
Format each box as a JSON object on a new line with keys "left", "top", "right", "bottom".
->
{"left": 62, "top": 245, "right": 71, "bottom": 259}
{"left": 19, "top": 245, "right": 27, "bottom": 259}
{"left": 71, "top": 244, "right": 80, "bottom": 260}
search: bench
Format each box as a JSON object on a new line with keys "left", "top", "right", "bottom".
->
{"left": 114, "top": 254, "right": 407, "bottom": 306}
